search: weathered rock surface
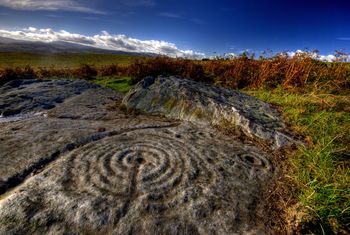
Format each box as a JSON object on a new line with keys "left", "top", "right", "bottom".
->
{"left": 123, "top": 76, "right": 293, "bottom": 148}
{"left": 0, "top": 79, "right": 277, "bottom": 234}
{"left": 0, "top": 79, "right": 99, "bottom": 117}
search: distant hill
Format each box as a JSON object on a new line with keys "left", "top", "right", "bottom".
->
{"left": 0, "top": 36, "right": 153, "bottom": 56}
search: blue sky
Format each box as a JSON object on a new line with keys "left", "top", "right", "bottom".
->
{"left": 0, "top": 0, "right": 349, "bottom": 58}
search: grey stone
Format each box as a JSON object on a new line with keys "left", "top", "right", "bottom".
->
{"left": 0, "top": 79, "right": 275, "bottom": 235}
{"left": 123, "top": 76, "right": 294, "bottom": 148}
{"left": 0, "top": 79, "right": 99, "bottom": 117}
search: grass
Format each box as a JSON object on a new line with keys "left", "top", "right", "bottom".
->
{"left": 92, "top": 76, "right": 133, "bottom": 93}
{"left": 0, "top": 52, "right": 139, "bottom": 68}
{"left": 245, "top": 87, "right": 350, "bottom": 233}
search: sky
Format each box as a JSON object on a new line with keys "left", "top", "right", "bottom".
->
{"left": 0, "top": 0, "right": 349, "bottom": 59}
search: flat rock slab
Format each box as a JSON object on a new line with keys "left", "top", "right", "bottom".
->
{"left": 123, "top": 76, "right": 294, "bottom": 148}
{"left": 0, "top": 79, "right": 275, "bottom": 234}
{"left": 0, "top": 79, "right": 99, "bottom": 117}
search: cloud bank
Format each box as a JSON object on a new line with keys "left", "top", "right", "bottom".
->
{"left": 0, "top": 0, "right": 106, "bottom": 14}
{"left": 0, "top": 27, "right": 205, "bottom": 58}
{"left": 287, "top": 49, "right": 348, "bottom": 62}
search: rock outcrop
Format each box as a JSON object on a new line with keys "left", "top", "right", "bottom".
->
{"left": 0, "top": 79, "right": 277, "bottom": 234}
{"left": 123, "top": 76, "right": 293, "bottom": 148}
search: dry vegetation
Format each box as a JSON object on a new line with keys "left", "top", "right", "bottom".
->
{"left": 1, "top": 52, "right": 349, "bottom": 91}
{"left": 0, "top": 51, "right": 349, "bottom": 233}
{"left": 126, "top": 53, "right": 349, "bottom": 92}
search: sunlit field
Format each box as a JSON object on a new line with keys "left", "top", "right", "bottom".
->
{"left": 0, "top": 52, "right": 139, "bottom": 68}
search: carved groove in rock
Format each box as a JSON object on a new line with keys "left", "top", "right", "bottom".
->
{"left": 0, "top": 123, "right": 178, "bottom": 197}
{"left": 62, "top": 128, "right": 272, "bottom": 219}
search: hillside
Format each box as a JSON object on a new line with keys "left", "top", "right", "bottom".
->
{"left": 0, "top": 36, "right": 153, "bottom": 56}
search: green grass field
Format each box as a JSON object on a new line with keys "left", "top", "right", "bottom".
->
{"left": 93, "top": 76, "right": 133, "bottom": 93}
{"left": 246, "top": 88, "right": 350, "bottom": 234}
{"left": 0, "top": 52, "right": 139, "bottom": 68}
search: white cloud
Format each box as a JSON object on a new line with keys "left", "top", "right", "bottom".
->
{"left": 319, "top": 54, "right": 336, "bottom": 62}
{"left": 0, "top": 0, "right": 106, "bottom": 14}
{"left": 219, "top": 53, "right": 237, "bottom": 59}
{"left": 286, "top": 49, "right": 348, "bottom": 62}
{"left": 0, "top": 27, "right": 205, "bottom": 58}
{"left": 225, "top": 53, "right": 238, "bottom": 58}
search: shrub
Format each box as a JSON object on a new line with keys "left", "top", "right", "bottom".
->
{"left": 0, "top": 66, "right": 37, "bottom": 85}
{"left": 127, "top": 57, "right": 212, "bottom": 84}
{"left": 100, "top": 64, "right": 120, "bottom": 76}
{"left": 74, "top": 64, "right": 98, "bottom": 80}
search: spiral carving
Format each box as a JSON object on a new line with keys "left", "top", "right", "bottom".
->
{"left": 62, "top": 127, "right": 271, "bottom": 217}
